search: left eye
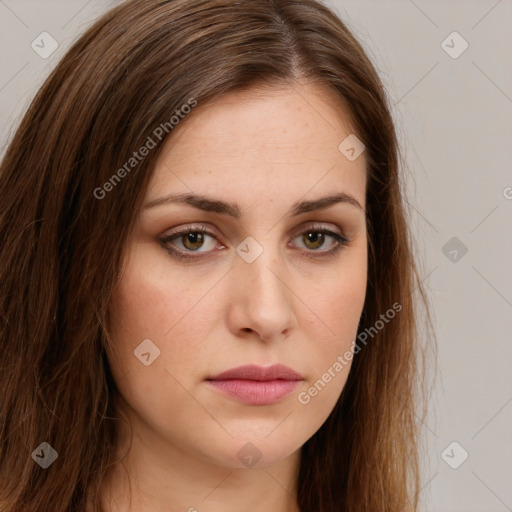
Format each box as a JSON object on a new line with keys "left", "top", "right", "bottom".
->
{"left": 292, "top": 230, "right": 342, "bottom": 251}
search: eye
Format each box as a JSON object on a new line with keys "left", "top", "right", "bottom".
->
{"left": 160, "top": 223, "right": 349, "bottom": 262}
{"left": 160, "top": 224, "right": 219, "bottom": 260}
{"left": 291, "top": 229, "right": 345, "bottom": 252}
{"left": 289, "top": 225, "right": 350, "bottom": 260}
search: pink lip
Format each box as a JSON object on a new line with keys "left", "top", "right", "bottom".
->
{"left": 206, "top": 364, "right": 303, "bottom": 405}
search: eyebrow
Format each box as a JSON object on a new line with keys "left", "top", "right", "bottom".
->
{"left": 143, "top": 191, "right": 365, "bottom": 217}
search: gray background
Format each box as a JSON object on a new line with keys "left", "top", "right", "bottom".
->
{"left": 1, "top": 1, "right": 511, "bottom": 511}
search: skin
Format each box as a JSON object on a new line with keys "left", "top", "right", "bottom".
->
{"left": 99, "top": 82, "right": 368, "bottom": 512}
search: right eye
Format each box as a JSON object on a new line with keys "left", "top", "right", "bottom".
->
{"left": 160, "top": 224, "right": 223, "bottom": 261}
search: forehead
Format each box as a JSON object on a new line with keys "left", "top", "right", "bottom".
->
{"left": 147, "top": 83, "right": 366, "bottom": 207}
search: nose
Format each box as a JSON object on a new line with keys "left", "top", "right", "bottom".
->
{"left": 226, "top": 246, "right": 298, "bottom": 343}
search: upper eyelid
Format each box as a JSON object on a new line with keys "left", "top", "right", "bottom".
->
{"left": 162, "top": 220, "right": 346, "bottom": 239}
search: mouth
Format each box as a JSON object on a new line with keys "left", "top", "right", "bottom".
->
{"left": 206, "top": 364, "right": 303, "bottom": 406}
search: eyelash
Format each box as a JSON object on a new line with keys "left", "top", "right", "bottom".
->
{"left": 159, "top": 223, "right": 350, "bottom": 262}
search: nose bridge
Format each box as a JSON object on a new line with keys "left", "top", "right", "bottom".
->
{"left": 243, "top": 246, "right": 284, "bottom": 297}
{"left": 232, "top": 234, "right": 296, "bottom": 338}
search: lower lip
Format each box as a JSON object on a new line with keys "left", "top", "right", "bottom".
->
{"left": 206, "top": 379, "right": 301, "bottom": 405}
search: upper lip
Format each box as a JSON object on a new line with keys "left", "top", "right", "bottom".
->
{"left": 207, "top": 364, "right": 303, "bottom": 381}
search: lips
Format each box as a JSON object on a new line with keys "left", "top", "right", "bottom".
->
{"left": 206, "top": 364, "right": 303, "bottom": 406}
{"left": 207, "top": 364, "right": 303, "bottom": 382}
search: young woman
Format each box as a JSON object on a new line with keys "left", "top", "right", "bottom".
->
{"left": 0, "top": 1, "right": 434, "bottom": 510}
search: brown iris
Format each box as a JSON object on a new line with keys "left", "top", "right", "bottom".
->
{"left": 181, "top": 232, "right": 205, "bottom": 251}
{"left": 302, "top": 232, "right": 325, "bottom": 250}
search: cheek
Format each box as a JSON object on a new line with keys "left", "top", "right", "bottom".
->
{"left": 107, "top": 245, "right": 219, "bottom": 381}
{"left": 296, "top": 291, "right": 364, "bottom": 420}
{"left": 307, "top": 247, "right": 367, "bottom": 337}
{"left": 300, "top": 249, "right": 366, "bottom": 391}
{"left": 106, "top": 256, "right": 217, "bottom": 436}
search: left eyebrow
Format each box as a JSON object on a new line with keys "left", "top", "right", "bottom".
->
{"left": 143, "top": 191, "right": 365, "bottom": 217}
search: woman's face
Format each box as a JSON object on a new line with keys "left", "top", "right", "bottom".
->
{"left": 108, "top": 83, "right": 367, "bottom": 470}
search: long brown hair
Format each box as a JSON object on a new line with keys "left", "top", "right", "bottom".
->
{"left": 0, "top": 1, "right": 435, "bottom": 510}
